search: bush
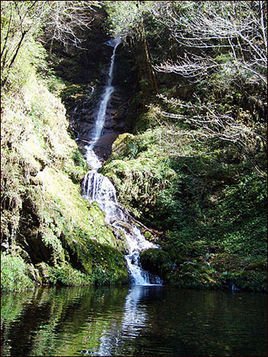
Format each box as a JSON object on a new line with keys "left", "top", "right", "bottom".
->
{"left": 48, "top": 264, "right": 92, "bottom": 287}
{"left": 1, "top": 254, "right": 34, "bottom": 291}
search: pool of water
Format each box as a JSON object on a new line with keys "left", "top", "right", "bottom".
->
{"left": 1, "top": 285, "right": 267, "bottom": 356}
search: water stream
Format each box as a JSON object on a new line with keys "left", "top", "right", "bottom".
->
{"left": 82, "top": 38, "right": 161, "bottom": 286}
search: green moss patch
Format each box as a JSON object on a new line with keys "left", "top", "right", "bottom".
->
{"left": 1, "top": 56, "right": 129, "bottom": 291}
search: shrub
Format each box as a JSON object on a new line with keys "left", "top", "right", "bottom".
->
{"left": 48, "top": 264, "right": 92, "bottom": 287}
{"left": 1, "top": 254, "right": 34, "bottom": 291}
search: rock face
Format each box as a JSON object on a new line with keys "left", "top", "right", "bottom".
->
{"left": 48, "top": 8, "right": 138, "bottom": 164}
{"left": 71, "top": 40, "right": 138, "bottom": 162}
{"left": 72, "top": 86, "right": 130, "bottom": 161}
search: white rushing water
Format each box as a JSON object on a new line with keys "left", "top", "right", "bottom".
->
{"left": 82, "top": 37, "right": 162, "bottom": 286}
{"left": 85, "top": 37, "right": 121, "bottom": 170}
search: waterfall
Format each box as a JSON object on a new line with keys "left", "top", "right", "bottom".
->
{"left": 85, "top": 37, "right": 121, "bottom": 170}
{"left": 82, "top": 170, "right": 161, "bottom": 286}
{"left": 82, "top": 38, "right": 162, "bottom": 286}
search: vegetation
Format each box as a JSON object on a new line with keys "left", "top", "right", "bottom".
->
{"left": 1, "top": 254, "right": 34, "bottom": 291}
{"left": 1, "top": 1, "right": 101, "bottom": 89}
{"left": 1, "top": 1, "right": 267, "bottom": 292}
{"left": 103, "top": 1, "right": 267, "bottom": 291}
{"left": 1, "top": 1, "right": 128, "bottom": 291}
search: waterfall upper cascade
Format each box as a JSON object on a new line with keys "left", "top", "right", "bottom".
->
{"left": 85, "top": 37, "right": 121, "bottom": 170}
{"left": 82, "top": 38, "right": 162, "bottom": 286}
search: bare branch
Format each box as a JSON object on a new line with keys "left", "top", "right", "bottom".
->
{"left": 155, "top": 53, "right": 219, "bottom": 79}
{"left": 152, "top": 1, "right": 267, "bottom": 85}
{"left": 158, "top": 94, "right": 266, "bottom": 155}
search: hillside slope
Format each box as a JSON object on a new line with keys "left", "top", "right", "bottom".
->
{"left": 1, "top": 52, "right": 128, "bottom": 291}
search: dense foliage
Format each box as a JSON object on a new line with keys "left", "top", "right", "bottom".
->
{"left": 103, "top": 1, "right": 267, "bottom": 291}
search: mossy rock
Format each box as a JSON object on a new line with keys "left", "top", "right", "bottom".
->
{"left": 46, "top": 238, "right": 129, "bottom": 287}
{"left": 140, "top": 248, "right": 173, "bottom": 278}
{"left": 143, "top": 230, "right": 155, "bottom": 242}
{"left": 111, "top": 133, "right": 136, "bottom": 159}
{"left": 36, "top": 262, "right": 51, "bottom": 284}
{"left": 47, "top": 263, "right": 92, "bottom": 287}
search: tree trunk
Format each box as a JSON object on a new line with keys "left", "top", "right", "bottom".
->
{"left": 2, "top": 31, "right": 26, "bottom": 88}
{"left": 140, "top": 19, "right": 158, "bottom": 93}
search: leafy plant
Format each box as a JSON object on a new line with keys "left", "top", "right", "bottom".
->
{"left": 1, "top": 254, "right": 34, "bottom": 291}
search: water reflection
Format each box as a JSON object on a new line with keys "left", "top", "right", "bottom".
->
{"left": 1, "top": 286, "right": 267, "bottom": 356}
{"left": 1, "top": 286, "right": 128, "bottom": 356}
{"left": 121, "top": 286, "right": 150, "bottom": 338}
{"left": 96, "top": 286, "right": 162, "bottom": 356}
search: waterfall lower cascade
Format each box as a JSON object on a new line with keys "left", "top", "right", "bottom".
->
{"left": 82, "top": 38, "right": 162, "bottom": 286}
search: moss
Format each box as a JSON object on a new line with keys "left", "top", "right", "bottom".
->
{"left": 44, "top": 237, "right": 128, "bottom": 287}
{"left": 88, "top": 240, "right": 129, "bottom": 285}
{"left": 72, "top": 147, "right": 88, "bottom": 169}
{"left": 37, "top": 167, "right": 92, "bottom": 231}
{"left": 103, "top": 129, "right": 177, "bottom": 218}
{"left": 60, "top": 226, "right": 128, "bottom": 284}
{"left": 110, "top": 133, "right": 136, "bottom": 159}
{"left": 26, "top": 167, "right": 127, "bottom": 284}
{"left": 143, "top": 231, "right": 154, "bottom": 242}
{"left": 134, "top": 105, "right": 162, "bottom": 132}
{"left": 20, "top": 163, "right": 127, "bottom": 286}
{"left": 1, "top": 53, "right": 129, "bottom": 291}
{"left": 35, "top": 167, "right": 119, "bottom": 246}
{"left": 41, "top": 227, "right": 65, "bottom": 265}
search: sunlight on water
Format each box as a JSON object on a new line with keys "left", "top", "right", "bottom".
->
{"left": 81, "top": 38, "right": 162, "bottom": 286}
{"left": 1, "top": 286, "right": 267, "bottom": 356}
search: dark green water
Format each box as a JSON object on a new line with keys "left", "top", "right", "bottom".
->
{"left": 1, "top": 285, "right": 267, "bottom": 356}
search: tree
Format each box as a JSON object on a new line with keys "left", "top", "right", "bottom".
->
{"left": 153, "top": 1, "right": 267, "bottom": 85}
{"left": 43, "top": 1, "right": 101, "bottom": 53}
{"left": 159, "top": 94, "right": 266, "bottom": 173}
{"left": 1, "top": 1, "right": 101, "bottom": 89}
{"left": 143, "top": 1, "right": 267, "bottom": 174}
{"left": 1, "top": 1, "right": 48, "bottom": 88}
